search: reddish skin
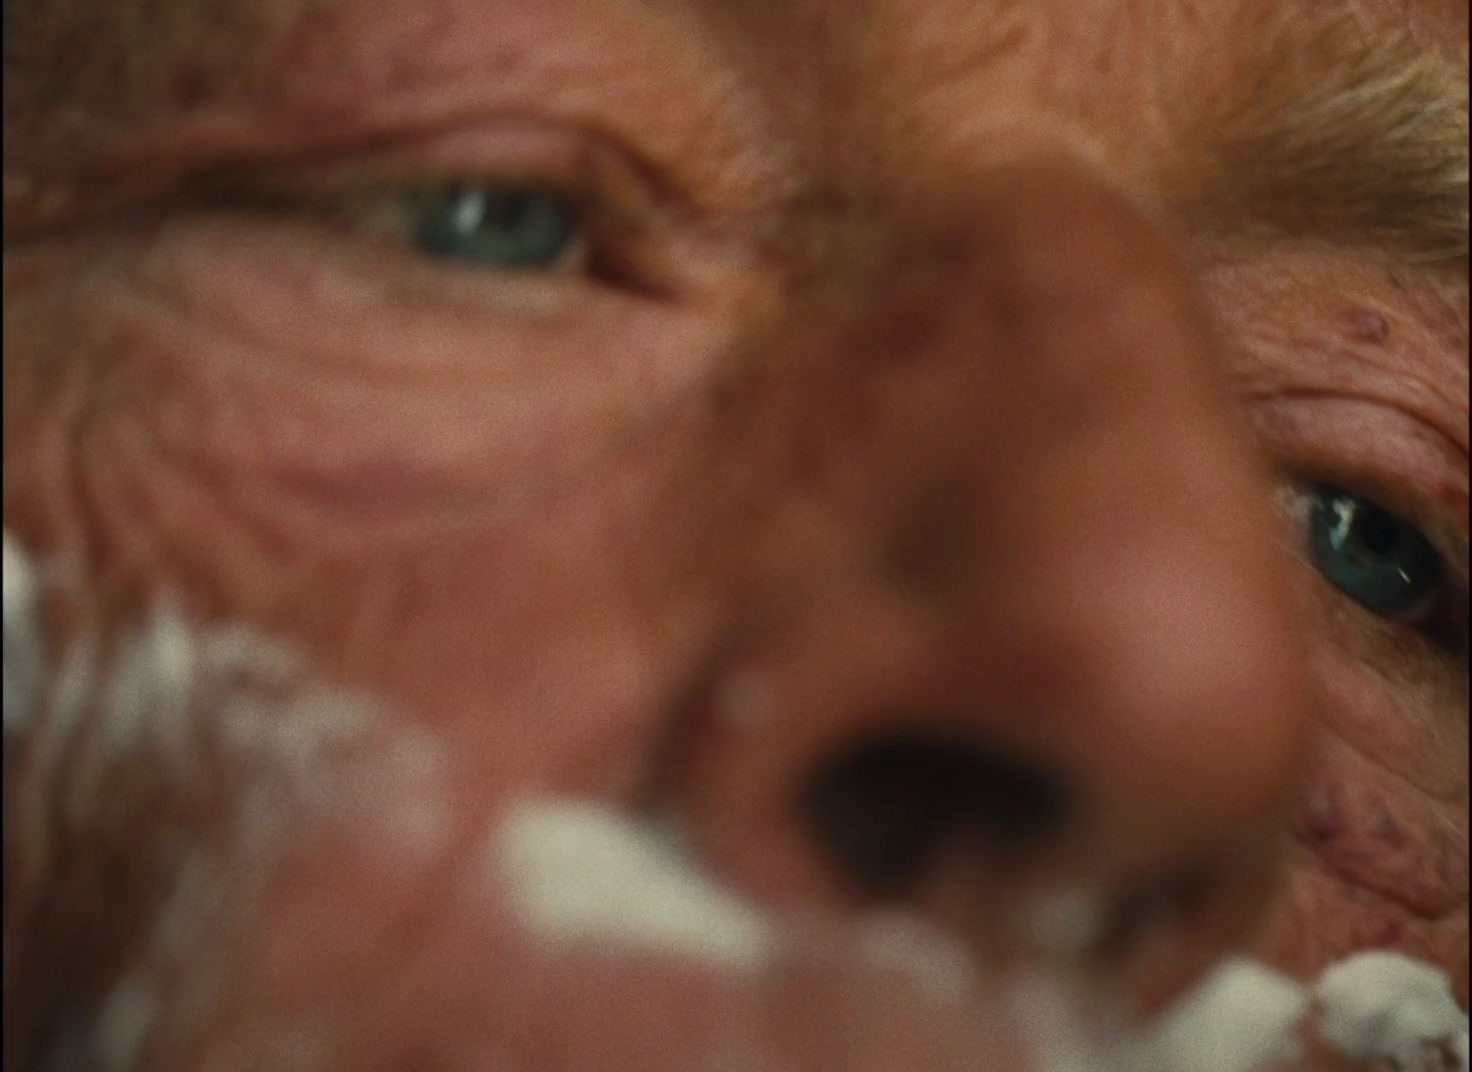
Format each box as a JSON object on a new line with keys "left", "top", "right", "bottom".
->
{"left": 3, "top": 0, "right": 1467, "bottom": 1069}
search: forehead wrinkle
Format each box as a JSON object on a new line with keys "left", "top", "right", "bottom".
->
{"left": 3, "top": 0, "right": 286, "bottom": 155}
{"left": 4, "top": 0, "right": 794, "bottom": 226}
{"left": 254, "top": 0, "right": 679, "bottom": 117}
{"left": 252, "top": 0, "right": 787, "bottom": 201}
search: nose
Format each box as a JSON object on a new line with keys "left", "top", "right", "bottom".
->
{"left": 666, "top": 158, "right": 1313, "bottom": 1012}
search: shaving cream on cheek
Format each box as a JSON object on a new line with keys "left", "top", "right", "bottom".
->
{"left": 1137, "top": 951, "right": 1470, "bottom": 1072}
{"left": 4, "top": 529, "right": 43, "bottom": 731}
{"left": 1311, "top": 951, "right": 1468, "bottom": 1070}
{"left": 7, "top": 545, "right": 1460, "bottom": 1072}
{"left": 491, "top": 799, "right": 1470, "bottom": 1072}
{"left": 493, "top": 800, "right": 777, "bottom": 971}
{"left": 1140, "top": 959, "right": 1311, "bottom": 1072}
{"left": 485, "top": 799, "right": 1051, "bottom": 1071}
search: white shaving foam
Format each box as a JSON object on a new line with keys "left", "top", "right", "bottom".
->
{"left": 3, "top": 528, "right": 35, "bottom": 618}
{"left": 93, "top": 976, "right": 158, "bottom": 1072}
{"left": 495, "top": 800, "right": 776, "bottom": 971}
{"left": 3, "top": 529, "right": 42, "bottom": 731}
{"left": 76, "top": 612, "right": 444, "bottom": 1070}
{"left": 1313, "top": 951, "right": 1469, "bottom": 1071}
{"left": 1009, "top": 970, "right": 1107, "bottom": 1072}
{"left": 1142, "top": 957, "right": 1308, "bottom": 1072}
{"left": 1022, "top": 887, "right": 1110, "bottom": 957}
{"left": 854, "top": 912, "right": 978, "bottom": 1001}
{"left": 97, "top": 599, "right": 200, "bottom": 764}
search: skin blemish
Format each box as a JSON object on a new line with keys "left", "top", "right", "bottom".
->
{"left": 1369, "top": 913, "right": 1406, "bottom": 948}
{"left": 1295, "top": 781, "right": 1343, "bottom": 844}
{"left": 1348, "top": 308, "right": 1391, "bottom": 344}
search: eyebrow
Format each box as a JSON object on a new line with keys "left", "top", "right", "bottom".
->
{"left": 1168, "top": 8, "right": 1469, "bottom": 269}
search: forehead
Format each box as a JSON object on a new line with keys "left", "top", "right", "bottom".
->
{"left": 5, "top": 0, "right": 1457, "bottom": 145}
{"left": 12, "top": 0, "right": 1458, "bottom": 109}
{"left": 4, "top": 0, "right": 1466, "bottom": 270}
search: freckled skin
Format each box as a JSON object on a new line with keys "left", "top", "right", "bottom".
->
{"left": 2, "top": 0, "right": 1467, "bottom": 1069}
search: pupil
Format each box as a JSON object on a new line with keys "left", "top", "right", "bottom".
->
{"left": 490, "top": 193, "right": 533, "bottom": 232}
{"left": 1354, "top": 506, "right": 1400, "bottom": 556}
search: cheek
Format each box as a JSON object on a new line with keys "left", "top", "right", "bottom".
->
{"left": 2, "top": 228, "right": 734, "bottom": 796}
{"left": 52, "top": 217, "right": 728, "bottom": 515}
{"left": 333, "top": 453, "right": 723, "bottom": 802}
{"left": 1254, "top": 607, "right": 1469, "bottom": 1002}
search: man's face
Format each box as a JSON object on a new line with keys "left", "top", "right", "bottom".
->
{"left": 3, "top": 0, "right": 1467, "bottom": 1069}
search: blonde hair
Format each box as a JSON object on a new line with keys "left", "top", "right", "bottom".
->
{"left": 1168, "top": 5, "right": 1468, "bottom": 266}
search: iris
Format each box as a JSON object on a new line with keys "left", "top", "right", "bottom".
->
{"left": 413, "top": 184, "right": 580, "bottom": 269}
{"left": 1307, "top": 483, "right": 1443, "bottom": 620}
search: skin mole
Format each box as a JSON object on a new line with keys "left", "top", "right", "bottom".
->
{"left": 1350, "top": 308, "right": 1392, "bottom": 344}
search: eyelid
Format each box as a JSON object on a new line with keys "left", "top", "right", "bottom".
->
{"left": 186, "top": 120, "right": 612, "bottom": 199}
{"left": 180, "top": 121, "right": 699, "bottom": 296}
{"left": 1248, "top": 396, "right": 1469, "bottom": 568}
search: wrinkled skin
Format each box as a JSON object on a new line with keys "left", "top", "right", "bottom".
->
{"left": 2, "top": 0, "right": 1467, "bottom": 1069}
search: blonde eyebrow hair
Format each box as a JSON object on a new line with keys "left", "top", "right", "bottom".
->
{"left": 1167, "top": 6, "right": 1469, "bottom": 268}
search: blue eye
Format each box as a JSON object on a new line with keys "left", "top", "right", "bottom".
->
{"left": 1307, "top": 483, "right": 1444, "bottom": 620}
{"left": 413, "top": 184, "right": 581, "bottom": 270}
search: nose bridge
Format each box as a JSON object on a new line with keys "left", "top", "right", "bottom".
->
{"left": 880, "top": 162, "right": 1306, "bottom": 844}
{"left": 852, "top": 159, "right": 1251, "bottom": 546}
{"left": 749, "top": 160, "right": 1268, "bottom": 579}
{"left": 759, "top": 161, "right": 1298, "bottom": 693}
{"left": 877, "top": 163, "right": 1290, "bottom": 681}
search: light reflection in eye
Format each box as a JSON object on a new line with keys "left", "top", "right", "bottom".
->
{"left": 411, "top": 184, "right": 583, "bottom": 271}
{"left": 1305, "top": 482, "right": 1445, "bottom": 622}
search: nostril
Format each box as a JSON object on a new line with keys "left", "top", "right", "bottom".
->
{"left": 799, "top": 730, "right": 1073, "bottom": 899}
